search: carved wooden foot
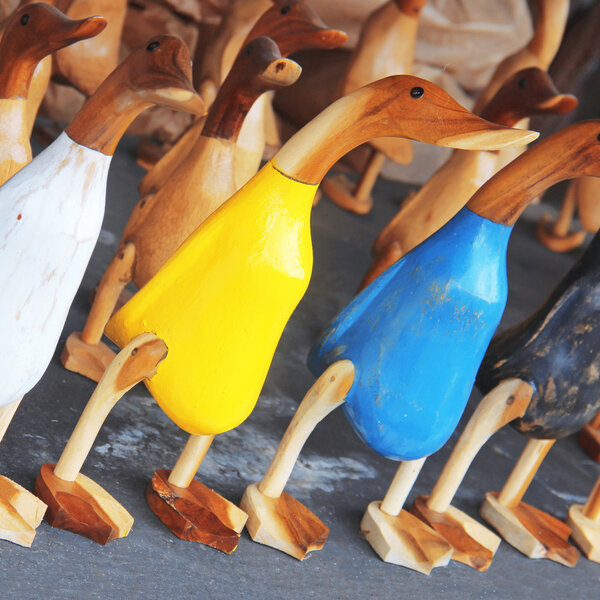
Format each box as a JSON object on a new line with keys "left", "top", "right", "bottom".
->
{"left": 568, "top": 504, "right": 600, "bottom": 562}
{"left": 480, "top": 491, "right": 579, "bottom": 567}
{"left": 320, "top": 174, "right": 373, "bottom": 215}
{"left": 35, "top": 463, "right": 133, "bottom": 545}
{"left": 360, "top": 501, "right": 452, "bottom": 574}
{"left": 241, "top": 482, "right": 329, "bottom": 561}
{"left": 411, "top": 495, "right": 500, "bottom": 571}
{"left": 0, "top": 475, "right": 47, "bottom": 547}
{"left": 61, "top": 331, "right": 116, "bottom": 383}
{"left": 535, "top": 214, "right": 586, "bottom": 253}
{"left": 578, "top": 422, "right": 600, "bottom": 462}
{"left": 146, "top": 469, "right": 247, "bottom": 554}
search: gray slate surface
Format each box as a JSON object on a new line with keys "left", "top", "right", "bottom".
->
{"left": 2, "top": 136, "right": 599, "bottom": 599}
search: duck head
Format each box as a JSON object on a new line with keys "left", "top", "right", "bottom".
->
{"left": 0, "top": 2, "right": 106, "bottom": 98}
{"left": 480, "top": 67, "right": 578, "bottom": 126}
{"left": 247, "top": 0, "right": 347, "bottom": 55}
{"left": 275, "top": 75, "right": 539, "bottom": 184}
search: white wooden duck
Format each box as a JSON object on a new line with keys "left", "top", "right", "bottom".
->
{"left": 0, "top": 35, "right": 204, "bottom": 547}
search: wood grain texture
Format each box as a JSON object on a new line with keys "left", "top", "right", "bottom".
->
{"left": 61, "top": 331, "right": 116, "bottom": 382}
{"left": 241, "top": 482, "right": 329, "bottom": 561}
{"left": 35, "top": 463, "right": 133, "bottom": 545}
{"left": 411, "top": 496, "right": 499, "bottom": 571}
{"left": 568, "top": 497, "right": 600, "bottom": 562}
{"left": 579, "top": 421, "right": 600, "bottom": 462}
{"left": 481, "top": 491, "right": 579, "bottom": 567}
{"left": 360, "top": 501, "right": 452, "bottom": 574}
{"left": 66, "top": 35, "right": 205, "bottom": 155}
{"left": 146, "top": 469, "right": 247, "bottom": 553}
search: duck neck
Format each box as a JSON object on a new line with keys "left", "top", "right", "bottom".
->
{"left": 527, "top": 0, "right": 568, "bottom": 69}
{"left": 66, "top": 79, "right": 152, "bottom": 155}
{"left": 467, "top": 125, "right": 594, "bottom": 225}
{"left": 0, "top": 49, "right": 42, "bottom": 99}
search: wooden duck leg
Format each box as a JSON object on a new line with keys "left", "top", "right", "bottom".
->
{"left": 411, "top": 379, "right": 533, "bottom": 571}
{"left": 361, "top": 459, "right": 453, "bottom": 574}
{"left": 241, "top": 360, "right": 354, "bottom": 560}
{"left": 579, "top": 410, "right": 600, "bottom": 462}
{"left": 567, "top": 475, "right": 600, "bottom": 561}
{"left": 61, "top": 243, "right": 136, "bottom": 382}
{"left": 0, "top": 398, "right": 47, "bottom": 547}
{"left": 480, "top": 438, "right": 579, "bottom": 566}
{"left": 320, "top": 148, "right": 386, "bottom": 215}
{"left": 36, "top": 333, "right": 167, "bottom": 545}
{"left": 146, "top": 433, "right": 248, "bottom": 554}
{"left": 536, "top": 181, "right": 587, "bottom": 252}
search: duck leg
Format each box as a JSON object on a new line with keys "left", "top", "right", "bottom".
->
{"left": 361, "top": 459, "right": 453, "bottom": 574}
{"left": 578, "top": 409, "right": 600, "bottom": 462}
{"left": 61, "top": 243, "right": 136, "bottom": 382}
{"left": 320, "top": 148, "right": 386, "bottom": 215}
{"left": 0, "top": 398, "right": 47, "bottom": 547}
{"left": 411, "top": 379, "right": 533, "bottom": 571}
{"left": 36, "top": 333, "right": 167, "bottom": 545}
{"left": 567, "top": 474, "right": 600, "bottom": 561}
{"left": 480, "top": 438, "right": 579, "bottom": 566}
{"left": 146, "top": 433, "right": 248, "bottom": 554}
{"left": 241, "top": 360, "right": 354, "bottom": 560}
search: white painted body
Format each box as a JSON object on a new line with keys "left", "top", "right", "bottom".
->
{"left": 0, "top": 132, "right": 112, "bottom": 406}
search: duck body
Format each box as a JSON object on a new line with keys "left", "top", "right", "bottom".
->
{"left": 477, "top": 230, "right": 600, "bottom": 439}
{"left": 308, "top": 207, "right": 511, "bottom": 460}
{"left": 0, "top": 98, "right": 32, "bottom": 184}
{"left": 0, "top": 131, "right": 111, "bottom": 405}
{"left": 105, "top": 161, "right": 316, "bottom": 435}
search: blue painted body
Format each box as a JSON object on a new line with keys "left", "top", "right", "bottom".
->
{"left": 308, "top": 208, "right": 512, "bottom": 460}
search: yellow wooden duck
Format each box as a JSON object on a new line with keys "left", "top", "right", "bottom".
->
{"left": 35, "top": 75, "right": 536, "bottom": 549}
{"left": 62, "top": 36, "right": 302, "bottom": 382}
{"left": 0, "top": 2, "right": 106, "bottom": 185}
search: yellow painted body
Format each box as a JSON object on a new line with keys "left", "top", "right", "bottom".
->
{"left": 105, "top": 161, "right": 316, "bottom": 434}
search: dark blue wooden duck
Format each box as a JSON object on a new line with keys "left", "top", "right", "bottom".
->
{"left": 241, "top": 121, "right": 600, "bottom": 572}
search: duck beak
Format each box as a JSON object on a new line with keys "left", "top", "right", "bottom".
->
{"left": 436, "top": 112, "right": 539, "bottom": 150}
{"left": 261, "top": 58, "right": 302, "bottom": 88}
{"left": 150, "top": 84, "right": 207, "bottom": 116}
{"left": 307, "top": 28, "right": 348, "bottom": 50}
{"left": 48, "top": 14, "right": 107, "bottom": 46}
{"left": 537, "top": 93, "right": 579, "bottom": 114}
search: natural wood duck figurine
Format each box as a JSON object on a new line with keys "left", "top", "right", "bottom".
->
{"left": 35, "top": 76, "right": 533, "bottom": 550}
{"left": 319, "top": 0, "right": 426, "bottom": 215}
{"left": 0, "top": 35, "right": 204, "bottom": 547}
{"left": 405, "top": 127, "right": 600, "bottom": 572}
{"left": 536, "top": 177, "right": 600, "bottom": 252}
{"left": 0, "top": 2, "right": 106, "bottom": 185}
{"left": 363, "top": 67, "right": 577, "bottom": 289}
{"left": 62, "top": 36, "right": 302, "bottom": 382}
{"left": 241, "top": 125, "right": 600, "bottom": 571}
{"left": 139, "top": 0, "right": 346, "bottom": 198}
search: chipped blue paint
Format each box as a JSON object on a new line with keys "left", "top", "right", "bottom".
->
{"left": 308, "top": 207, "right": 512, "bottom": 460}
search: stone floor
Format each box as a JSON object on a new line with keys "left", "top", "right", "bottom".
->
{"left": 1, "top": 133, "right": 599, "bottom": 599}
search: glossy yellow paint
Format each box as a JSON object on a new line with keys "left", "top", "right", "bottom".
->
{"left": 105, "top": 161, "right": 317, "bottom": 434}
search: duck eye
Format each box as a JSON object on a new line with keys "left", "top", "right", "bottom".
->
{"left": 146, "top": 41, "right": 160, "bottom": 51}
{"left": 281, "top": 5, "right": 290, "bottom": 14}
{"left": 410, "top": 86, "right": 424, "bottom": 98}
{"left": 20, "top": 14, "right": 29, "bottom": 25}
{"left": 518, "top": 78, "right": 527, "bottom": 89}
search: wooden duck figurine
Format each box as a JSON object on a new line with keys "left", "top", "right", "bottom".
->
{"left": 536, "top": 177, "right": 600, "bottom": 252}
{"left": 241, "top": 124, "right": 600, "bottom": 571}
{"left": 0, "top": 2, "right": 106, "bottom": 186}
{"left": 0, "top": 35, "right": 204, "bottom": 547}
{"left": 319, "top": 0, "right": 426, "bottom": 215}
{"left": 138, "top": 0, "right": 346, "bottom": 198}
{"left": 34, "top": 76, "right": 534, "bottom": 550}
{"left": 363, "top": 67, "right": 578, "bottom": 289}
{"left": 62, "top": 36, "right": 302, "bottom": 382}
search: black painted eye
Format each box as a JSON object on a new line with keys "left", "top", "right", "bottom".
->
{"left": 518, "top": 78, "right": 527, "bottom": 89}
{"left": 281, "top": 5, "right": 290, "bottom": 14}
{"left": 146, "top": 41, "right": 160, "bottom": 51}
{"left": 20, "top": 14, "right": 29, "bottom": 25}
{"left": 410, "top": 86, "right": 424, "bottom": 98}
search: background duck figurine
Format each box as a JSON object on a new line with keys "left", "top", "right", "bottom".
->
{"left": 34, "top": 76, "right": 534, "bottom": 551}
{"left": 363, "top": 67, "right": 577, "bottom": 289}
{"left": 241, "top": 124, "right": 600, "bottom": 571}
{"left": 61, "top": 35, "right": 302, "bottom": 383}
{"left": 0, "top": 35, "right": 204, "bottom": 546}
{"left": 0, "top": 2, "right": 106, "bottom": 186}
